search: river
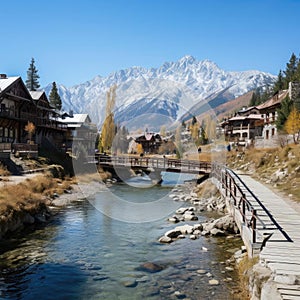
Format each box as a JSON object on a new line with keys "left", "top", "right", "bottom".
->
{"left": 0, "top": 174, "right": 243, "bottom": 299}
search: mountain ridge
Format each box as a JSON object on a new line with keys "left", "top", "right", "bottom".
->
{"left": 44, "top": 55, "right": 276, "bottom": 129}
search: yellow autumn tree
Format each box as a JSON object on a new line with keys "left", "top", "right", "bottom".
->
{"left": 100, "top": 85, "right": 117, "bottom": 152}
{"left": 204, "top": 115, "right": 216, "bottom": 142}
{"left": 285, "top": 107, "right": 300, "bottom": 144}
{"left": 191, "top": 122, "right": 200, "bottom": 142}
{"left": 24, "top": 121, "right": 35, "bottom": 143}
{"left": 136, "top": 143, "right": 144, "bottom": 155}
{"left": 175, "top": 125, "right": 183, "bottom": 158}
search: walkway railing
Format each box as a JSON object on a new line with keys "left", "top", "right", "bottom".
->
{"left": 211, "top": 163, "right": 292, "bottom": 246}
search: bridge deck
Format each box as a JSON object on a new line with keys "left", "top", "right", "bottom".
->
{"left": 238, "top": 174, "right": 300, "bottom": 299}
{"left": 96, "top": 155, "right": 211, "bottom": 175}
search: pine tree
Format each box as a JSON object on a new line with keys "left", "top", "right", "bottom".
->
{"left": 26, "top": 58, "right": 40, "bottom": 91}
{"left": 284, "top": 53, "right": 298, "bottom": 87}
{"left": 49, "top": 82, "right": 62, "bottom": 110}
{"left": 276, "top": 96, "right": 293, "bottom": 131}
{"left": 192, "top": 116, "right": 197, "bottom": 126}
{"left": 249, "top": 92, "right": 258, "bottom": 106}
{"left": 273, "top": 70, "right": 285, "bottom": 93}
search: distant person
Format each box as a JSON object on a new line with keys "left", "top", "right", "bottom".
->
{"left": 198, "top": 147, "right": 202, "bottom": 153}
{"left": 227, "top": 144, "right": 231, "bottom": 152}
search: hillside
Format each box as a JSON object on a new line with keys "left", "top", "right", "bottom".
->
{"left": 226, "top": 144, "right": 300, "bottom": 201}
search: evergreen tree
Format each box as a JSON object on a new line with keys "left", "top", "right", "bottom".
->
{"left": 296, "top": 55, "right": 300, "bottom": 82}
{"left": 284, "top": 53, "right": 298, "bottom": 87}
{"left": 192, "top": 116, "right": 197, "bottom": 126}
{"left": 26, "top": 58, "right": 40, "bottom": 91}
{"left": 276, "top": 96, "right": 293, "bottom": 130}
{"left": 249, "top": 91, "right": 258, "bottom": 106}
{"left": 273, "top": 70, "right": 285, "bottom": 93}
{"left": 49, "top": 82, "right": 62, "bottom": 110}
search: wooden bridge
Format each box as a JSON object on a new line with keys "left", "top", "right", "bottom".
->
{"left": 95, "top": 154, "right": 211, "bottom": 179}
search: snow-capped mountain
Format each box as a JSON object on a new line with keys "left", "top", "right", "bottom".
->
{"left": 44, "top": 55, "right": 276, "bottom": 130}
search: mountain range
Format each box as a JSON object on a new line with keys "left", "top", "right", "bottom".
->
{"left": 44, "top": 55, "right": 276, "bottom": 130}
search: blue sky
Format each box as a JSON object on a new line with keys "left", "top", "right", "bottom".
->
{"left": 1, "top": 0, "right": 299, "bottom": 87}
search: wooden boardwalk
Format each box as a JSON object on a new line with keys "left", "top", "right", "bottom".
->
{"left": 238, "top": 174, "right": 300, "bottom": 300}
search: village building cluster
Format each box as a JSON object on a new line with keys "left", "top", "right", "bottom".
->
{"left": 220, "top": 82, "right": 300, "bottom": 148}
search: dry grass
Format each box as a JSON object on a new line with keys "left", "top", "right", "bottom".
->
{"left": 236, "top": 256, "right": 259, "bottom": 300}
{"left": 226, "top": 144, "right": 300, "bottom": 201}
{"left": 0, "top": 173, "right": 74, "bottom": 215}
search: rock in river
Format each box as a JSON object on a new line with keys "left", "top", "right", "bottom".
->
{"left": 137, "top": 262, "right": 164, "bottom": 273}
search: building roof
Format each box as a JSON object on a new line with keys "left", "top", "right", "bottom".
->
{"left": 59, "top": 114, "right": 90, "bottom": 124}
{"left": 256, "top": 89, "right": 289, "bottom": 110}
{"left": 228, "top": 114, "right": 263, "bottom": 121}
{"left": 0, "top": 76, "right": 20, "bottom": 94}
{"left": 29, "top": 91, "right": 45, "bottom": 100}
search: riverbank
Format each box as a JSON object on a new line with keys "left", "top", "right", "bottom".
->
{"left": 0, "top": 165, "right": 109, "bottom": 240}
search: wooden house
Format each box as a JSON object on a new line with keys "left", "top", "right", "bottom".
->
{"left": 58, "top": 113, "right": 98, "bottom": 155}
{"left": 135, "top": 132, "right": 163, "bottom": 154}
{"left": 0, "top": 74, "right": 67, "bottom": 156}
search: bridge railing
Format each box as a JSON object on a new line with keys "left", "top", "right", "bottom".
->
{"left": 96, "top": 154, "right": 211, "bottom": 173}
{"left": 211, "top": 163, "right": 292, "bottom": 245}
{"left": 212, "top": 163, "right": 260, "bottom": 244}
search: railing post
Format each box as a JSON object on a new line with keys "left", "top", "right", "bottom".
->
{"left": 242, "top": 193, "right": 246, "bottom": 223}
{"left": 225, "top": 172, "right": 228, "bottom": 196}
{"left": 252, "top": 209, "right": 257, "bottom": 244}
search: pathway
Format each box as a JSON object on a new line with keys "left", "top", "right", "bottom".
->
{"left": 238, "top": 174, "right": 300, "bottom": 300}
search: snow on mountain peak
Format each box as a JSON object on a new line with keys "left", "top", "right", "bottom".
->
{"left": 44, "top": 56, "right": 276, "bottom": 129}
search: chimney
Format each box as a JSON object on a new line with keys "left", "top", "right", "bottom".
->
{"left": 0, "top": 74, "right": 7, "bottom": 79}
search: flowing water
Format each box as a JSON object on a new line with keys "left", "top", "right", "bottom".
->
{"left": 0, "top": 175, "right": 243, "bottom": 299}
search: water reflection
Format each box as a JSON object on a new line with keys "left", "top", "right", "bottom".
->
{"left": 0, "top": 183, "right": 243, "bottom": 299}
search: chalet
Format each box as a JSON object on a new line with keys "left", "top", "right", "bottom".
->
{"left": 221, "top": 114, "right": 263, "bottom": 146}
{"left": 58, "top": 113, "right": 98, "bottom": 155}
{"left": 134, "top": 132, "right": 163, "bottom": 154}
{"left": 221, "top": 82, "right": 300, "bottom": 147}
{"left": 0, "top": 74, "right": 66, "bottom": 157}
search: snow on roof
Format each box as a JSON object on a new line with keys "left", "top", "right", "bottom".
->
{"left": 0, "top": 76, "right": 20, "bottom": 93}
{"left": 59, "top": 114, "right": 89, "bottom": 124}
{"left": 30, "top": 91, "right": 45, "bottom": 100}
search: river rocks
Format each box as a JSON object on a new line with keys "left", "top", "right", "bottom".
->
{"left": 160, "top": 213, "right": 237, "bottom": 243}
{"left": 165, "top": 229, "right": 182, "bottom": 239}
{"left": 167, "top": 215, "right": 180, "bottom": 223}
{"left": 137, "top": 262, "right": 164, "bottom": 273}
{"left": 175, "top": 207, "right": 189, "bottom": 215}
{"left": 175, "top": 224, "right": 194, "bottom": 234}
{"left": 121, "top": 277, "right": 138, "bottom": 288}
{"left": 210, "top": 228, "right": 225, "bottom": 236}
{"left": 208, "top": 279, "right": 219, "bottom": 285}
{"left": 173, "top": 291, "right": 187, "bottom": 299}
